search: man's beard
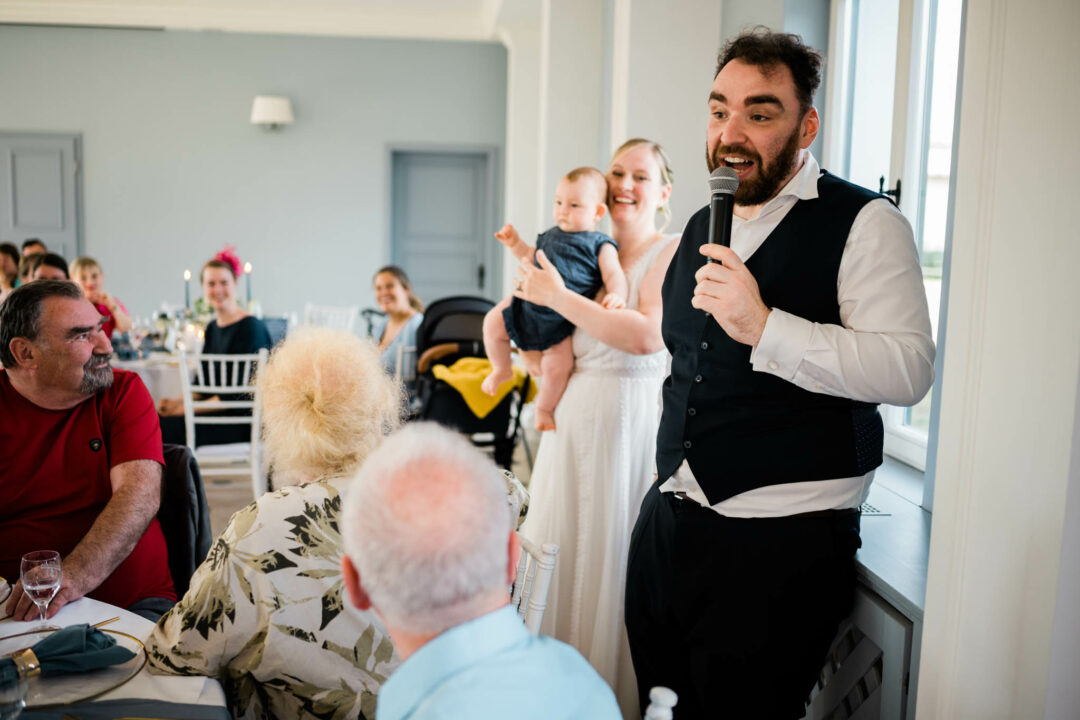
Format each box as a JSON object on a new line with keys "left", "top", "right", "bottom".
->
{"left": 707, "top": 126, "right": 802, "bottom": 206}
{"left": 80, "top": 354, "right": 114, "bottom": 394}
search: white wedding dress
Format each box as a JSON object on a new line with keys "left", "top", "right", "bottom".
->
{"left": 519, "top": 237, "right": 671, "bottom": 720}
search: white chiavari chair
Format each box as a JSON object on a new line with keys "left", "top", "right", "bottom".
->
{"left": 511, "top": 535, "right": 558, "bottom": 635}
{"left": 303, "top": 303, "right": 359, "bottom": 333}
{"left": 178, "top": 349, "right": 268, "bottom": 499}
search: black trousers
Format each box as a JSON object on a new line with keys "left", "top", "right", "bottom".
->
{"left": 625, "top": 482, "right": 862, "bottom": 719}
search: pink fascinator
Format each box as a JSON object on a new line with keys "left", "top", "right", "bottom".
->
{"left": 213, "top": 245, "right": 243, "bottom": 277}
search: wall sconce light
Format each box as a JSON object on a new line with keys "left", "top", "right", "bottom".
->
{"left": 250, "top": 95, "right": 294, "bottom": 131}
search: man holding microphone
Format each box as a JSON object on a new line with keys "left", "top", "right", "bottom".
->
{"left": 625, "top": 28, "right": 935, "bottom": 718}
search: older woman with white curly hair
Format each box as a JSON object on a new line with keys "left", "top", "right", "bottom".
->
{"left": 146, "top": 326, "right": 405, "bottom": 720}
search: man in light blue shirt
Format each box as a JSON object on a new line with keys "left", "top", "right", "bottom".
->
{"left": 341, "top": 423, "right": 620, "bottom": 720}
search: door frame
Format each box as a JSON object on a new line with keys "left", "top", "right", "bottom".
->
{"left": 384, "top": 143, "right": 503, "bottom": 302}
{"left": 0, "top": 130, "right": 85, "bottom": 256}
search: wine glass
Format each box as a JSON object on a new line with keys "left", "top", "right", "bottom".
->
{"left": 19, "top": 551, "right": 62, "bottom": 628}
{"left": 132, "top": 316, "right": 151, "bottom": 357}
{"left": 0, "top": 672, "right": 26, "bottom": 720}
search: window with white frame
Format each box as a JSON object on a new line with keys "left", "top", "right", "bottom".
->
{"left": 824, "top": 0, "right": 962, "bottom": 477}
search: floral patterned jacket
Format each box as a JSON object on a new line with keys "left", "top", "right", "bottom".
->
{"left": 146, "top": 477, "right": 396, "bottom": 720}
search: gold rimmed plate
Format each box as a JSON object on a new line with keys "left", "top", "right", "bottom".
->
{"left": 0, "top": 627, "right": 146, "bottom": 707}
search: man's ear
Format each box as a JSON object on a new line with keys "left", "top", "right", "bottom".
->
{"left": 800, "top": 107, "right": 820, "bottom": 149}
{"left": 8, "top": 337, "right": 37, "bottom": 369}
{"left": 507, "top": 530, "right": 522, "bottom": 587}
{"left": 341, "top": 556, "right": 373, "bottom": 611}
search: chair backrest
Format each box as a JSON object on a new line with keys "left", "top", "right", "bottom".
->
{"left": 159, "top": 444, "right": 212, "bottom": 598}
{"left": 303, "top": 302, "right": 360, "bottom": 333}
{"left": 177, "top": 349, "right": 268, "bottom": 498}
{"left": 645, "top": 687, "right": 678, "bottom": 720}
{"left": 178, "top": 349, "right": 267, "bottom": 448}
{"left": 512, "top": 534, "right": 558, "bottom": 635}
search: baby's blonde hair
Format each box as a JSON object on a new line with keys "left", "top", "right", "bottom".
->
{"left": 258, "top": 326, "right": 405, "bottom": 484}
{"left": 564, "top": 166, "right": 608, "bottom": 206}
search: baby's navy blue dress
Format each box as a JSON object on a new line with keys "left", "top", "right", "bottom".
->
{"left": 504, "top": 227, "right": 617, "bottom": 351}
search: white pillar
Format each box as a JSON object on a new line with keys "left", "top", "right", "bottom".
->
{"left": 917, "top": 0, "right": 1080, "bottom": 716}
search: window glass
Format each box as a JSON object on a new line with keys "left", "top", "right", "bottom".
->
{"left": 906, "top": 0, "right": 962, "bottom": 433}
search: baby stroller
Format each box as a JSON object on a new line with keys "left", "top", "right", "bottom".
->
{"left": 412, "top": 295, "right": 532, "bottom": 470}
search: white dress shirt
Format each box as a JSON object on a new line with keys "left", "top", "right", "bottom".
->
{"left": 660, "top": 151, "right": 936, "bottom": 517}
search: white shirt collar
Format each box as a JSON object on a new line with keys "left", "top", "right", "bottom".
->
{"left": 738, "top": 149, "right": 820, "bottom": 222}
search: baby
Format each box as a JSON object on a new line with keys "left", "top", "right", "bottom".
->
{"left": 481, "top": 166, "right": 627, "bottom": 431}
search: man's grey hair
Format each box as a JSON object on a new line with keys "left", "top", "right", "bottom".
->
{"left": 342, "top": 423, "right": 512, "bottom": 634}
{"left": 0, "top": 280, "right": 83, "bottom": 368}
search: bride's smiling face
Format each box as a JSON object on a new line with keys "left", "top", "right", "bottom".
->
{"left": 606, "top": 145, "right": 671, "bottom": 231}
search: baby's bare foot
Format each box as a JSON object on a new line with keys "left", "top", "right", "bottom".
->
{"left": 535, "top": 408, "right": 556, "bottom": 432}
{"left": 481, "top": 368, "right": 513, "bottom": 396}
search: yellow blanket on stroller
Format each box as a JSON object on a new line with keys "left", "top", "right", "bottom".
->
{"left": 432, "top": 358, "right": 536, "bottom": 419}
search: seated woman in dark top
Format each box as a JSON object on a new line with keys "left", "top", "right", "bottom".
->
{"left": 158, "top": 251, "right": 272, "bottom": 446}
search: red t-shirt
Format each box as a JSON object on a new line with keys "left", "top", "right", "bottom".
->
{"left": 0, "top": 369, "right": 176, "bottom": 607}
{"left": 94, "top": 300, "right": 126, "bottom": 340}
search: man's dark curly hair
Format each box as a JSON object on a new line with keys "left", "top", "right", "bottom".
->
{"left": 715, "top": 27, "right": 824, "bottom": 115}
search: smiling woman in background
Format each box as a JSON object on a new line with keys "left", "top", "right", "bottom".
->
{"left": 70, "top": 256, "right": 133, "bottom": 338}
{"left": 157, "top": 249, "right": 272, "bottom": 445}
{"left": 370, "top": 265, "right": 424, "bottom": 378}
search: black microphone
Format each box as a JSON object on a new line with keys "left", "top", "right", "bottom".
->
{"left": 706, "top": 167, "right": 739, "bottom": 263}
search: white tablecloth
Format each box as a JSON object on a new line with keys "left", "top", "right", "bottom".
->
{"left": 112, "top": 354, "right": 183, "bottom": 404}
{"left": 0, "top": 596, "right": 226, "bottom": 707}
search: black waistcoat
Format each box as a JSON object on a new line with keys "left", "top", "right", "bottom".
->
{"left": 657, "top": 171, "right": 884, "bottom": 505}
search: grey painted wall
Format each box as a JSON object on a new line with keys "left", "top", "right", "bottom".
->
{"left": 626, "top": 0, "right": 723, "bottom": 234}
{"left": 0, "top": 26, "right": 507, "bottom": 318}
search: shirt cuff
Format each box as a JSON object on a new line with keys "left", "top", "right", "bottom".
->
{"left": 750, "top": 308, "right": 813, "bottom": 380}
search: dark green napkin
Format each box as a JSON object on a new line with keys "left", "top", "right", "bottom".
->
{"left": 0, "top": 624, "right": 136, "bottom": 684}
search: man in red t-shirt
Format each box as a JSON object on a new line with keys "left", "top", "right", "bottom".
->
{"left": 1, "top": 280, "right": 175, "bottom": 619}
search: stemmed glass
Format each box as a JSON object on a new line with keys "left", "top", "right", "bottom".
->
{"left": 132, "top": 316, "right": 151, "bottom": 357}
{"left": 19, "top": 551, "right": 62, "bottom": 629}
{"left": 0, "top": 673, "right": 26, "bottom": 720}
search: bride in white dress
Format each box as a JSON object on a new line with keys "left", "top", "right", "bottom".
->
{"left": 517, "top": 139, "right": 679, "bottom": 719}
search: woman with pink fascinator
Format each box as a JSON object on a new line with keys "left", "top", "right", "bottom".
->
{"left": 157, "top": 247, "right": 273, "bottom": 447}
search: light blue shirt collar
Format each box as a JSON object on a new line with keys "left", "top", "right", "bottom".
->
{"left": 378, "top": 605, "right": 528, "bottom": 720}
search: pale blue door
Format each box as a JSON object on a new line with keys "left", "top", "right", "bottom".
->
{"left": 391, "top": 150, "right": 498, "bottom": 305}
{"left": 0, "top": 133, "right": 82, "bottom": 258}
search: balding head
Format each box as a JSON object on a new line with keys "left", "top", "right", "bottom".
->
{"left": 341, "top": 423, "right": 514, "bottom": 636}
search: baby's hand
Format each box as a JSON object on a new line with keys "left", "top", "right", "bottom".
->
{"left": 495, "top": 224, "right": 523, "bottom": 249}
{"left": 602, "top": 293, "right": 626, "bottom": 310}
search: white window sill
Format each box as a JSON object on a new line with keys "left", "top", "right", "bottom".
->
{"left": 856, "top": 458, "right": 932, "bottom": 621}
{"left": 876, "top": 454, "right": 926, "bottom": 506}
